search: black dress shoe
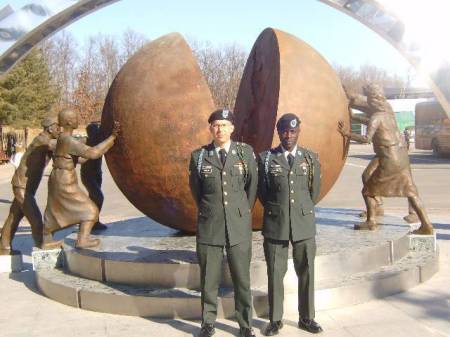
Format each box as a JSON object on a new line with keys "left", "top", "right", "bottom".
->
{"left": 198, "top": 323, "right": 215, "bottom": 337}
{"left": 240, "top": 327, "right": 256, "bottom": 337}
{"left": 298, "top": 318, "right": 323, "bottom": 334}
{"left": 263, "top": 321, "right": 283, "bottom": 336}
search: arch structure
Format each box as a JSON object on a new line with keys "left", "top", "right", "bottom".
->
{"left": 0, "top": 0, "right": 449, "bottom": 116}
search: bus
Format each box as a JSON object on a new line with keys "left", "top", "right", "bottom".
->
{"left": 415, "top": 100, "right": 450, "bottom": 156}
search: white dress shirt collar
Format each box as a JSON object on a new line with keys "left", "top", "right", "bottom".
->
{"left": 281, "top": 144, "right": 298, "bottom": 160}
{"left": 214, "top": 140, "right": 231, "bottom": 154}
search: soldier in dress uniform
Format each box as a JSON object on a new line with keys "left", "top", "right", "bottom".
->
{"left": 258, "top": 113, "right": 323, "bottom": 335}
{"left": 189, "top": 109, "right": 258, "bottom": 337}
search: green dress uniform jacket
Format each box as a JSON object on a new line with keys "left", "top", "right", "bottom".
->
{"left": 258, "top": 145, "right": 321, "bottom": 241}
{"left": 189, "top": 141, "right": 258, "bottom": 246}
{"left": 189, "top": 140, "right": 258, "bottom": 328}
{"left": 258, "top": 144, "right": 321, "bottom": 322}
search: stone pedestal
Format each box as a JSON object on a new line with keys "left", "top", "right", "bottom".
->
{"left": 0, "top": 253, "right": 23, "bottom": 273}
{"left": 409, "top": 233, "right": 436, "bottom": 252}
{"left": 32, "top": 248, "right": 63, "bottom": 271}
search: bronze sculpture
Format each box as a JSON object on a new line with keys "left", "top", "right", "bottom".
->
{"left": 102, "top": 30, "right": 349, "bottom": 233}
{"left": 42, "top": 109, "right": 119, "bottom": 249}
{"left": 338, "top": 84, "right": 433, "bottom": 234}
{"left": 0, "top": 117, "right": 60, "bottom": 254}
{"left": 81, "top": 121, "right": 107, "bottom": 231}
{"left": 101, "top": 33, "right": 214, "bottom": 234}
{"left": 347, "top": 92, "right": 419, "bottom": 223}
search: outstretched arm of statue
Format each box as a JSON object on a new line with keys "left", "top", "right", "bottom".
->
{"left": 345, "top": 87, "right": 371, "bottom": 114}
{"left": 77, "top": 157, "right": 88, "bottom": 164}
{"left": 78, "top": 121, "right": 120, "bottom": 160}
{"left": 350, "top": 111, "right": 370, "bottom": 125}
{"left": 337, "top": 120, "right": 371, "bottom": 144}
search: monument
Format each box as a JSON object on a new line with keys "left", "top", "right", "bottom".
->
{"left": 101, "top": 29, "right": 349, "bottom": 232}
{"left": 42, "top": 109, "right": 120, "bottom": 249}
{"left": 338, "top": 84, "right": 434, "bottom": 234}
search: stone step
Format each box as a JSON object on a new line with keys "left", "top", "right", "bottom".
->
{"left": 35, "top": 249, "right": 438, "bottom": 319}
{"left": 61, "top": 211, "right": 412, "bottom": 288}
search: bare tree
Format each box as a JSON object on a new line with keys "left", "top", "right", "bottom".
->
{"left": 120, "top": 28, "right": 148, "bottom": 65}
{"left": 191, "top": 39, "right": 247, "bottom": 109}
{"left": 334, "top": 63, "right": 406, "bottom": 93}
{"left": 71, "top": 68, "right": 102, "bottom": 123}
{"left": 40, "top": 31, "right": 78, "bottom": 109}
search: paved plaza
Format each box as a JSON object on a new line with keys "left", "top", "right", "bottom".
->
{"left": 0, "top": 144, "right": 449, "bottom": 337}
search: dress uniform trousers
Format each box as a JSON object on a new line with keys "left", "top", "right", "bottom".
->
{"left": 197, "top": 238, "right": 252, "bottom": 328}
{"left": 263, "top": 236, "right": 316, "bottom": 321}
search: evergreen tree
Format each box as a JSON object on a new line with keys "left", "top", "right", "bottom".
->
{"left": 0, "top": 48, "right": 59, "bottom": 126}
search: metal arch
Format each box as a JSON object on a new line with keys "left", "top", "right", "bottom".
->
{"left": 0, "top": 0, "right": 449, "bottom": 116}
{"left": 318, "top": 0, "right": 450, "bottom": 115}
{"left": 0, "top": 0, "right": 119, "bottom": 75}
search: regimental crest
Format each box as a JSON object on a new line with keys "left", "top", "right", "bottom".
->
{"left": 290, "top": 119, "right": 297, "bottom": 128}
{"left": 222, "top": 109, "right": 229, "bottom": 119}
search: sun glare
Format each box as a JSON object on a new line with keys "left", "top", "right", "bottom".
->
{"left": 378, "top": 0, "right": 450, "bottom": 71}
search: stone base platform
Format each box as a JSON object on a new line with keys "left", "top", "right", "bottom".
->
{"left": 35, "top": 208, "right": 439, "bottom": 318}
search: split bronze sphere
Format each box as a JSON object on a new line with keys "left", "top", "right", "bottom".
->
{"left": 102, "top": 28, "right": 349, "bottom": 233}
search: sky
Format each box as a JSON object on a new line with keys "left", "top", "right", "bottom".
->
{"left": 0, "top": 0, "right": 419, "bottom": 81}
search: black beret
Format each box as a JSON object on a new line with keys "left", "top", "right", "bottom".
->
{"left": 208, "top": 109, "right": 234, "bottom": 124}
{"left": 276, "top": 113, "right": 301, "bottom": 131}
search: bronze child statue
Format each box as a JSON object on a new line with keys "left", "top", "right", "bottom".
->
{"left": 42, "top": 109, "right": 120, "bottom": 249}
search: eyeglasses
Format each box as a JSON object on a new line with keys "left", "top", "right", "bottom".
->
{"left": 211, "top": 123, "right": 231, "bottom": 130}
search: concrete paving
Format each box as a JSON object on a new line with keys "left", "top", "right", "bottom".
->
{"left": 0, "top": 144, "right": 449, "bottom": 337}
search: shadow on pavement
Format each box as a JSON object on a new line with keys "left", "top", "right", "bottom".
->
{"left": 437, "top": 233, "right": 450, "bottom": 240}
{"left": 8, "top": 270, "right": 41, "bottom": 295}
{"left": 146, "top": 317, "right": 266, "bottom": 336}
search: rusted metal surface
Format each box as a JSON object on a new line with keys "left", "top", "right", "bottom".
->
{"left": 102, "top": 33, "right": 214, "bottom": 233}
{"left": 234, "top": 28, "right": 350, "bottom": 228}
{"left": 103, "top": 30, "right": 349, "bottom": 233}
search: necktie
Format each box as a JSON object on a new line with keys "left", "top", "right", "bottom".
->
{"left": 219, "top": 148, "right": 227, "bottom": 166}
{"left": 287, "top": 153, "right": 294, "bottom": 168}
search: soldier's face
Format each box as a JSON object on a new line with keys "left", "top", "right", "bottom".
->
{"left": 278, "top": 127, "right": 300, "bottom": 151}
{"left": 210, "top": 120, "right": 234, "bottom": 145}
